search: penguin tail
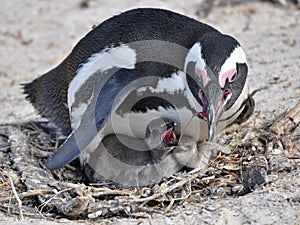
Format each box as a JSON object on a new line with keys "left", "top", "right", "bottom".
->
{"left": 22, "top": 67, "right": 72, "bottom": 135}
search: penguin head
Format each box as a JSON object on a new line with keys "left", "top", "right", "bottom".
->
{"left": 185, "top": 32, "right": 248, "bottom": 141}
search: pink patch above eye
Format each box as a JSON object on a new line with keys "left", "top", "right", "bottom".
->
{"left": 195, "top": 68, "right": 210, "bottom": 87}
{"left": 219, "top": 68, "right": 237, "bottom": 88}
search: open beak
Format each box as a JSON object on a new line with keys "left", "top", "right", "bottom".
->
{"left": 198, "top": 81, "right": 232, "bottom": 142}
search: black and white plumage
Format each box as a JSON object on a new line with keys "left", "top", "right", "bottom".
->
{"left": 23, "top": 8, "right": 254, "bottom": 186}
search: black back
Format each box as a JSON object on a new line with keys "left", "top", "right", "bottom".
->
{"left": 23, "top": 8, "right": 238, "bottom": 135}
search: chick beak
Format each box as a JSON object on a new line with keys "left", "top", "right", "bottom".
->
{"left": 199, "top": 81, "right": 232, "bottom": 142}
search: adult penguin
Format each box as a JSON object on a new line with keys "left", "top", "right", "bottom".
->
{"left": 24, "top": 8, "right": 254, "bottom": 186}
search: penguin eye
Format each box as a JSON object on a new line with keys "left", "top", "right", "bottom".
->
{"left": 219, "top": 69, "right": 237, "bottom": 88}
{"left": 229, "top": 73, "right": 237, "bottom": 82}
{"left": 223, "top": 89, "right": 233, "bottom": 100}
{"left": 198, "top": 89, "right": 205, "bottom": 106}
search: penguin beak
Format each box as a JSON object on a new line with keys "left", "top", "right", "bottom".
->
{"left": 198, "top": 81, "right": 233, "bottom": 142}
{"left": 207, "top": 98, "right": 221, "bottom": 142}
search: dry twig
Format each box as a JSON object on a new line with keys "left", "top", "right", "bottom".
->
{"left": 0, "top": 101, "right": 300, "bottom": 219}
{"left": 9, "top": 177, "right": 24, "bottom": 220}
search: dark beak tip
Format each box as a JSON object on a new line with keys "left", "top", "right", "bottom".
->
{"left": 208, "top": 130, "right": 214, "bottom": 142}
{"left": 207, "top": 109, "right": 218, "bottom": 142}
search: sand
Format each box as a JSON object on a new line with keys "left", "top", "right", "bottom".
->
{"left": 0, "top": 0, "right": 299, "bottom": 224}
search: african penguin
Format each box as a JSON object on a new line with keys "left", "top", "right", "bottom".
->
{"left": 23, "top": 8, "right": 254, "bottom": 186}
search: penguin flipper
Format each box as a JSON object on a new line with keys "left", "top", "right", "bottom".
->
{"left": 45, "top": 69, "right": 141, "bottom": 170}
{"left": 45, "top": 132, "right": 80, "bottom": 170}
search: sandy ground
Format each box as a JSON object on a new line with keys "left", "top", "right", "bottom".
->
{"left": 0, "top": 0, "right": 300, "bottom": 224}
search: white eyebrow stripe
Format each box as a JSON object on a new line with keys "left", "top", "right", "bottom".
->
{"left": 184, "top": 42, "right": 206, "bottom": 73}
{"left": 219, "top": 46, "right": 247, "bottom": 85}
